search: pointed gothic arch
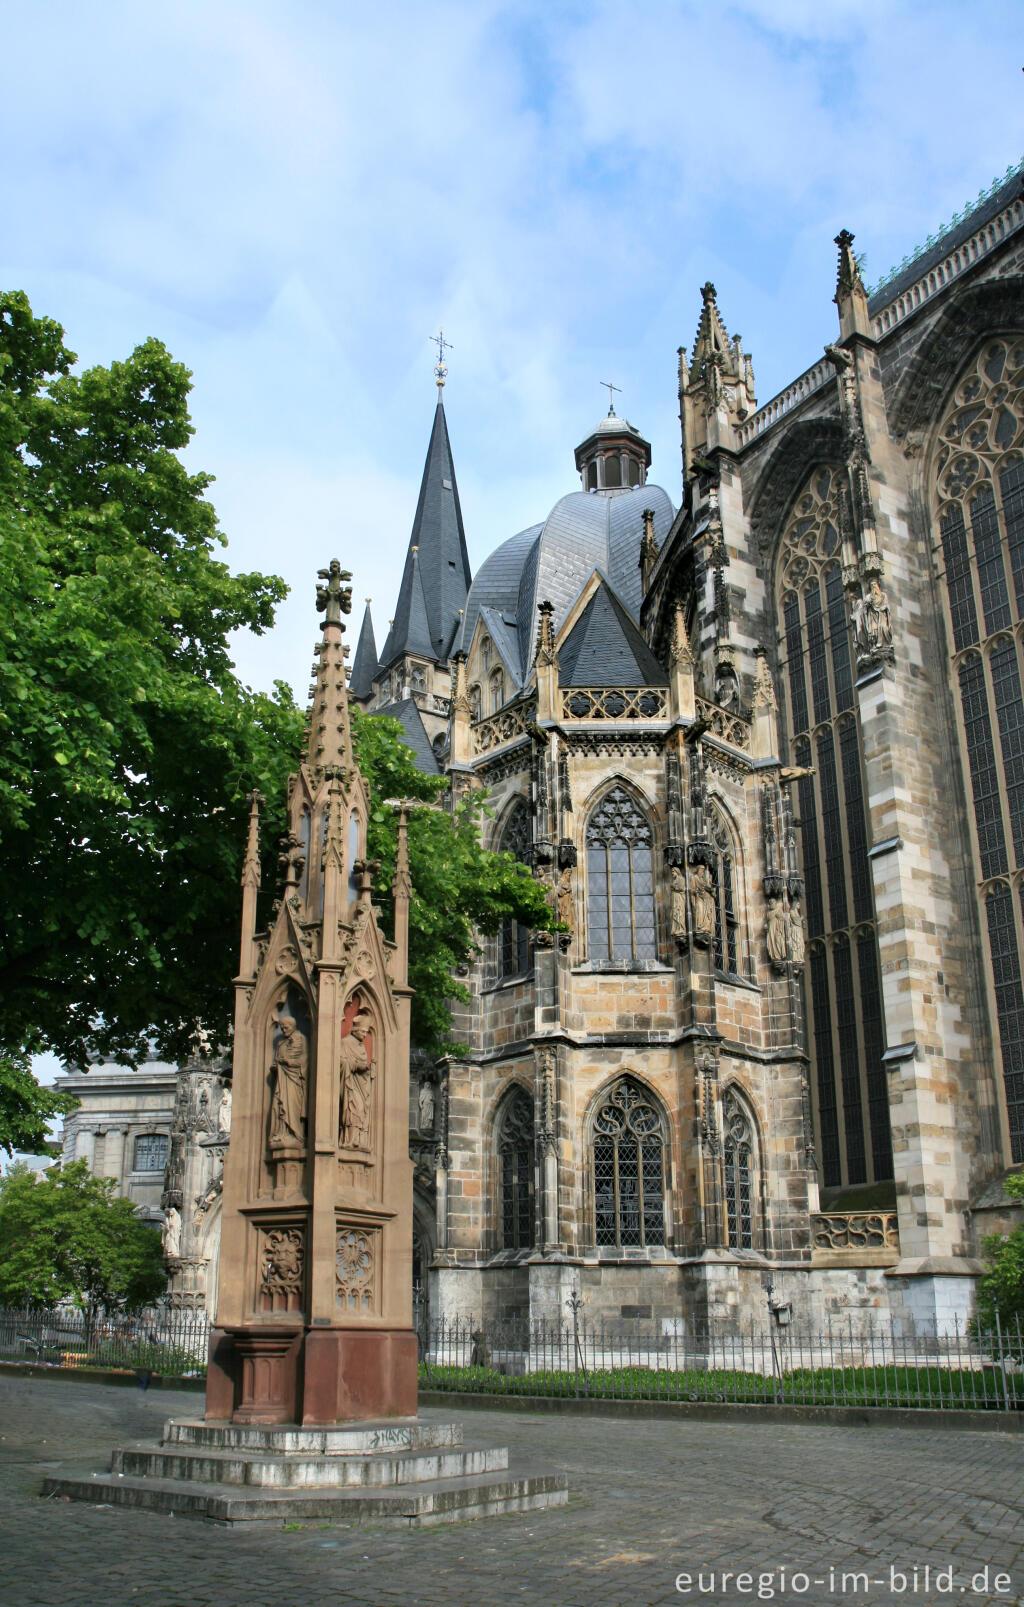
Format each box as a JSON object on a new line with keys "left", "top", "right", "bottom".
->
{"left": 720, "top": 1084, "right": 762, "bottom": 1252}
{"left": 586, "top": 1075, "right": 667, "bottom": 1250}
{"left": 493, "top": 1083, "right": 535, "bottom": 1251}
{"left": 773, "top": 462, "right": 892, "bottom": 1190}
{"left": 928, "top": 333, "right": 1024, "bottom": 1161}
{"left": 492, "top": 798, "right": 532, "bottom": 981}
{"left": 583, "top": 781, "right": 658, "bottom": 966}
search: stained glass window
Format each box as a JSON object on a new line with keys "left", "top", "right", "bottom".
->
{"left": 586, "top": 787, "right": 657, "bottom": 965}
{"left": 592, "top": 1079, "right": 665, "bottom": 1248}
{"left": 497, "top": 1088, "right": 534, "bottom": 1250}
{"left": 496, "top": 803, "right": 531, "bottom": 980}
{"left": 722, "top": 1088, "right": 757, "bottom": 1250}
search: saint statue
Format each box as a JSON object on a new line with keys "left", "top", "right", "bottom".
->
{"left": 789, "top": 901, "right": 806, "bottom": 967}
{"left": 766, "top": 896, "right": 788, "bottom": 965}
{"left": 339, "top": 1010, "right": 374, "bottom": 1150}
{"left": 218, "top": 1084, "right": 232, "bottom": 1135}
{"left": 670, "top": 865, "right": 688, "bottom": 939}
{"left": 555, "top": 866, "right": 574, "bottom": 930}
{"left": 162, "top": 1204, "right": 181, "bottom": 1259}
{"left": 418, "top": 1079, "right": 436, "bottom": 1134}
{"left": 689, "top": 863, "right": 716, "bottom": 942}
{"left": 268, "top": 1014, "right": 308, "bottom": 1149}
{"left": 864, "top": 579, "right": 892, "bottom": 650}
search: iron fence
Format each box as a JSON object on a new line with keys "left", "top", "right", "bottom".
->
{"left": 0, "top": 1306, "right": 210, "bottom": 1376}
{"left": 418, "top": 1312, "right": 1024, "bottom": 1413}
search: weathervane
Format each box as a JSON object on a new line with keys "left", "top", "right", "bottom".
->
{"left": 601, "top": 378, "right": 621, "bottom": 415}
{"left": 430, "top": 329, "right": 453, "bottom": 391}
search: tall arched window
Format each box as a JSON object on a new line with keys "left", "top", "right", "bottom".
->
{"left": 585, "top": 786, "right": 657, "bottom": 964}
{"left": 497, "top": 1087, "right": 534, "bottom": 1250}
{"left": 933, "top": 339, "right": 1024, "bottom": 1161}
{"left": 708, "top": 809, "right": 740, "bottom": 974}
{"left": 496, "top": 803, "right": 532, "bottom": 979}
{"left": 592, "top": 1078, "right": 665, "bottom": 1248}
{"left": 469, "top": 684, "right": 481, "bottom": 722}
{"left": 410, "top": 665, "right": 426, "bottom": 695}
{"left": 490, "top": 671, "right": 504, "bottom": 713}
{"left": 722, "top": 1088, "right": 758, "bottom": 1250}
{"left": 776, "top": 465, "right": 891, "bottom": 1189}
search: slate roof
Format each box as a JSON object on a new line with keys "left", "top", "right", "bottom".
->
{"left": 373, "top": 697, "right": 441, "bottom": 774}
{"left": 868, "top": 165, "right": 1024, "bottom": 311}
{"left": 558, "top": 577, "right": 668, "bottom": 688}
{"left": 348, "top": 603, "right": 378, "bottom": 700}
{"left": 457, "top": 484, "right": 674, "bottom": 688}
{"left": 378, "top": 401, "right": 472, "bottom": 671}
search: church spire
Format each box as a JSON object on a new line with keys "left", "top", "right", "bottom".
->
{"left": 833, "top": 229, "right": 872, "bottom": 340}
{"left": 306, "top": 560, "right": 354, "bottom": 770}
{"left": 378, "top": 389, "right": 472, "bottom": 673}
{"left": 348, "top": 599, "right": 378, "bottom": 703}
{"left": 680, "top": 282, "right": 757, "bottom": 473}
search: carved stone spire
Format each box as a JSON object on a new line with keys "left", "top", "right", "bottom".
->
{"left": 833, "top": 229, "right": 871, "bottom": 340}
{"left": 238, "top": 790, "right": 263, "bottom": 980}
{"left": 751, "top": 647, "right": 779, "bottom": 762}
{"left": 669, "top": 601, "right": 696, "bottom": 722}
{"left": 534, "top": 599, "right": 560, "bottom": 722}
{"left": 307, "top": 560, "right": 354, "bottom": 772}
{"left": 639, "top": 508, "right": 660, "bottom": 592}
{"left": 680, "top": 283, "right": 757, "bottom": 473}
{"left": 752, "top": 647, "right": 777, "bottom": 711}
{"left": 449, "top": 651, "right": 472, "bottom": 766}
{"left": 241, "top": 790, "right": 263, "bottom": 890}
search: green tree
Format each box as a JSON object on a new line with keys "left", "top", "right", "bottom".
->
{"left": 352, "top": 707, "right": 554, "bottom": 1053}
{"left": 974, "top": 1172, "right": 1024, "bottom": 1331}
{"left": 0, "top": 1160, "right": 166, "bottom": 1309}
{"left": 0, "top": 290, "right": 302, "bottom": 1131}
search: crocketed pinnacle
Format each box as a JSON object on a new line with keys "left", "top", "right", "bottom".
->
{"left": 307, "top": 559, "right": 354, "bottom": 771}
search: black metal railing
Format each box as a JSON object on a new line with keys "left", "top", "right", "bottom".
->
{"left": 418, "top": 1313, "right": 1024, "bottom": 1413}
{"left": 0, "top": 1306, "right": 210, "bottom": 1376}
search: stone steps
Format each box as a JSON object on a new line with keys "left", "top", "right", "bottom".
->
{"left": 162, "top": 1416, "right": 461, "bottom": 1455}
{"left": 43, "top": 1460, "right": 568, "bottom": 1528}
{"left": 112, "top": 1441, "right": 507, "bottom": 1488}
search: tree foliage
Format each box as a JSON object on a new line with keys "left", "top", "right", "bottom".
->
{"left": 351, "top": 707, "right": 554, "bottom": 1053}
{"left": 0, "top": 290, "right": 302, "bottom": 1088}
{"left": 0, "top": 1052, "right": 78, "bottom": 1158}
{"left": 974, "top": 1172, "right": 1024, "bottom": 1330}
{"left": 0, "top": 1160, "right": 166, "bottom": 1309}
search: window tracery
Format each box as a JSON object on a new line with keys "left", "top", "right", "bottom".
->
{"left": 496, "top": 803, "right": 531, "bottom": 980}
{"left": 776, "top": 465, "right": 891, "bottom": 1189}
{"left": 592, "top": 1079, "right": 666, "bottom": 1249}
{"left": 490, "top": 671, "right": 505, "bottom": 714}
{"left": 497, "top": 1087, "right": 534, "bottom": 1250}
{"left": 933, "top": 338, "right": 1024, "bottom": 1160}
{"left": 585, "top": 786, "right": 657, "bottom": 965}
{"left": 722, "top": 1088, "right": 757, "bottom": 1251}
{"left": 708, "top": 810, "right": 740, "bottom": 974}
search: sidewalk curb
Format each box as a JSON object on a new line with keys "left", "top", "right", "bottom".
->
{"left": 0, "top": 1361, "right": 205, "bottom": 1391}
{"left": 417, "top": 1389, "right": 1024, "bottom": 1434}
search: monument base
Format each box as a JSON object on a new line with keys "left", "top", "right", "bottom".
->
{"left": 43, "top": 1415, "right": 568, "bottom": 1527}
{"left": 205, "top": 1325, "right": 419, "bottom": 1424}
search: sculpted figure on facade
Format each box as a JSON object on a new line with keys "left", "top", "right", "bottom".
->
{"left": 339, "top": 1010, "right": 374, "bottom": 1150}
{"left": 670, "top": 865, "right": 688, "bottom": 939}
{"left": 689, "top": 862, "right": 716, "bottom": 943}
{"left": 162, "top": 1204, "right": 181, "bottom": 1259}
{"left": 766, "top": 896, "right": 788, "bottom": 966}
{"left": 268, "top": 1014, "right": 308, "bottom": 1149}
{"left": 555, "top": 865, "right": 574, "bottom": 930}
{"left": 218, "top": 1083, "right": 232, "bottom": 1134}
{"left": 853, "top": 578, "right": 894, "bottom": 663}
{"left": 418, "top": 1078, "right": 436, "bottom": 1135}
{"left": 788, "top": 901, "right": 805, "bottom": 967}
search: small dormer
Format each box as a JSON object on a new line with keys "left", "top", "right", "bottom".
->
{"left": 574, "top": 408, "right": 652, "bottom": 492}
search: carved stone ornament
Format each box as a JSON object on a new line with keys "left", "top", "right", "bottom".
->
{"left": 268, "top": 1014, "right": 309, "bottom": 1151}
{"left": 336, "top": 1228, "right": 375, "bottom": 1312}
{"left": 766, "top": 895, "right": 788, "bottom": 968}
{"left": 418, "top": 1078, "right": 436, "bottom": 1135}
{"left": 275, "top": 944, "right": 300, "bottom": 976}
{"left": 670, "top": 865, "right": 688, "bottom": 940}
{"left": 260, "top": 1227, "right": 304, "bottom": 1299}
{"left": 162, "top": 1205, "right": 182, "bottom": 1259}
{"left": 852, "top": 577, "right": 895, "bottom": 668}
{"left": 689, "top": 862, "right": 716, "bottom": 944}
{"left": 788, "top": 901, "right": 806, "bottom": 968}
{"left": 555, "top": 865, "right": 574, "bottom": 931}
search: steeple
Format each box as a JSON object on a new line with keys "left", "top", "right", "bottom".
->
{"left": 348, "top": 600, "right": 378, "bottom": 703}
{"left": 679, "top": 282, "right": 756, "bottom": 473}
{"left": 833, "top": 229, "right": 872, "bottom": 340}
{"left": 378, "top": 399, "right": 472, "bottom": 671}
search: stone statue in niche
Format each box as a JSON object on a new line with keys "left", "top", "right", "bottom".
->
{"left": 789, "top": 901, "right": 805, "bottom": 967}
{"left": 339, "top": 1010, "right": 374, "bottom": 1150}
{"left": 268, "top": 1014, "right": 308, "bottom": 1149}
{"left": 162, "top": 1204, "right": 181, "bottom": 1259}
{"left": 716, "top": 664, "right": 740, "bottom": 711}
{"left": 555, "top": 866, "right": 574, "bottom": 930}
{"left": 218, "top": 1083, "right": 232, "bottom": 1134}
{"left": 670, "top": 865, "right": 688, "bottom": 939}
{"left": 853, "top": 578, "right": 894, "bottom": 661}
{"left": 689, "top": 863, "right": 716, "bottom": 943}
{"left": 766, "top": 896, "right": 789, "bottom": 966}
{"left": 418, "top": 1079, "right": 436, "bottom": 1135}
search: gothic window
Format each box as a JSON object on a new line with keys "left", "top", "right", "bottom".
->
{"left": 469, "top": 684, "right": 481, "bottom": 722}
{"left": 722, "top": 1088, "right": 758, "bottom": 1250}
{"left": 496, "top": 803, "right": 532, "bottom": 979}
{"left": 481, "top": 637, "right": 492, "bottom": 671}
{"left": 490, "top": 671, "right": 505, "bottom": 713}
{"left": 776, "top": 465, "right": 891, "bottom": 1188}
{"left": 410, "top": 665, "right": 426, "bottom": 695}
{"left": 133, "top": 1133, "right": 168, "bottom": 1173}
{"left": 585, "top": 786, "right": 657, "bottom": 965}
{"left": 497, "top": 1088, "right": 534, "bottom": 1250}
{"left": 708, "top": 810, "right": 740, "bottom": 974}
{"left": 933, "top": 340, "right": 1024, "bottom": 1160}
{"left": 591, "top": 1079, "right": 665, "bottom": 1248}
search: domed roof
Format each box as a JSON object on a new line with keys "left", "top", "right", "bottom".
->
{"left": 458, "top": 481, "right": 675, "bottom": 686}
{"left": 593, "top": 410, "right": 644, "bottom": 436}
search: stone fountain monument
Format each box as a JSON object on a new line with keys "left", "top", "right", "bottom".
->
{"left": 45, "top": 562, "right": 565, "bottom": 1526}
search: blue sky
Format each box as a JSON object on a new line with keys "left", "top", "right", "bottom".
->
{"left": 5, "top": 0, "right": 1021, "bottom": 700}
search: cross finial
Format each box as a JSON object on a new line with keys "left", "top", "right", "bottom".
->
{"left": 430, "top": 328, "right": 453, "bottom": 391}
{"left": 316, "top": 558, "right": 353, "bottom": 628}
{"left": 601, "top": 378, "right": 621, "bottom": 415}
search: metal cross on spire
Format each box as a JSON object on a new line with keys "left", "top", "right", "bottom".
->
{"left": 430, "top": 329, "right": 453, "bottom": 391}
{"left": 601, "top": 378, "right": 621, "bottom": 415}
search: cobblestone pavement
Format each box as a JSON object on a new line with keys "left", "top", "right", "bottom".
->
{"left": 1, "top": 1377, "right": 1021, "bottom": 1607}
